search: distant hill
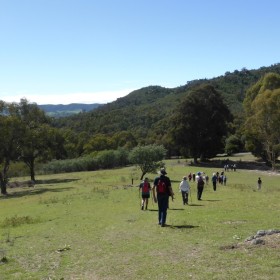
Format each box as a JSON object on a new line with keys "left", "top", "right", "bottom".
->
{"left": 39, "top": 103, "right": 103, "bottom": 117}
{"left": 52, "top": 63, "right": 280, "bottom": 143}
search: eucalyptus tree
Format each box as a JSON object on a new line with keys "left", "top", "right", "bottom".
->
{"left": 0, "top": 107, "right": 24, "bottom": 194}
{"left": 170, "top": 84, "right": 232, "bottom": 163}
{"left": 243, "top": 73, "right": 280, "bottom": 169}
{"left": 0, "top": 99, "right": 66, "bottom": 183}
{"left": 16, "top": 99, "right": 66, "bottom": 181}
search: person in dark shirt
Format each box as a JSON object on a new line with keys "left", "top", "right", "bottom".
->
{"left": 152, "top": 168, "right": 174, "bottom": 227}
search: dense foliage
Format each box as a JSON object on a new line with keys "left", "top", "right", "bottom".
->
{"left": 52, "top": 64, "right": 280, "bottom": 157}
{"left": 243, "top": 72, "right": 280, "bottom": 169}
{"left": 0, "top": 99, "right": 65, "bottom": 193}
{"left": 170, "top": 85, "right": 232, "bottom": 162}
{"left": 129, "top": 144, "right": 166, "bottom": 179}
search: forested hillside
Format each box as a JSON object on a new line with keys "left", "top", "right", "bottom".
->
{"left": 51, "top": 64, "right": 280, "bottom": 144}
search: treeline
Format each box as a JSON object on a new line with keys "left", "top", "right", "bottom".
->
{"left": 1, "top": 63, "right": 280, "bottom": 194}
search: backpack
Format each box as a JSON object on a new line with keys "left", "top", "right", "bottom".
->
{"left": 142, "top": 182, "right": 150, "bottom": 193}
{"left": 157, "top": 179, "right": 167, "bottom": 194}
{"left": 198, "top": 176, "right": 204, "bottom": 186}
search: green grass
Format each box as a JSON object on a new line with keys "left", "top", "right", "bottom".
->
{"left": 0, "top": 160, "right": 279, "bottom": 279}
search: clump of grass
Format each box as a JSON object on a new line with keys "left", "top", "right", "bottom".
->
{"left": 39, "top": 196, "right": 60, "bottom": 204}
{"left": 120, "top": 176, "right": 127, "bottom": 182}
{"left": 90, "top": 187, "right": 110, "bottom": 198}
{"left": 2, "top": 215, "right": 38, "bottom": 227}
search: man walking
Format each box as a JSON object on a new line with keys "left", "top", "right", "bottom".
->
{"left": 211, "top": 172, "right": 218, "bottom": 191}
{"left": 153, "top": 168, "right": 174, "bottom": 227}
{"left": 197, "top": 175, "right": 205, "bottom": 200}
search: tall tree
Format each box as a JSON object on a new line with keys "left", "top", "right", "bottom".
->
{"left": 243, "top": 73, "right": 280, "bottom": 169}
{"left": 9, "top": 99, "right": 65, "bottom": 181}
{"left": 170, "top": 84, "right": 232, "bottom": 163}
{"left": 0, "top": 113, "right": 24, "bottom": 194}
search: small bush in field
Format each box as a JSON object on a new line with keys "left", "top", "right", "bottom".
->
{"left": 2, "top": 215, "right": 38, "bottom": 227}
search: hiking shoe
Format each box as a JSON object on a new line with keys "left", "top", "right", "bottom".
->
{"left": 141, "top": 205, "right": 144, "bottom": 210}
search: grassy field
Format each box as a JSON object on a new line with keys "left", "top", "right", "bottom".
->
{"left": 0, "top": 159, "right": 279, "bottom": 280}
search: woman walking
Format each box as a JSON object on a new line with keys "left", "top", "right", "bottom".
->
{"left": 179, "top": 176, "right": 190, "bottom": 205}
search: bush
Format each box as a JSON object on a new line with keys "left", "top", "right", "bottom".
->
{"left": 42, "top": 148, "right": 130, "bottom": 174}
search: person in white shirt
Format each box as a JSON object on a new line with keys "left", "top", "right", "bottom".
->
{"left": 179, "top": 176, "right": 190, "bottom": 205}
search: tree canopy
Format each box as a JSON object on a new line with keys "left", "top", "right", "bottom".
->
{"left": 243, "top": 73, "right": 280, "bottom": 168}
{"left": 170, "top": 84, "right": 232, "bottom": 162}
{"left": 129, "top": 144, "right": 166, "bottom": 180}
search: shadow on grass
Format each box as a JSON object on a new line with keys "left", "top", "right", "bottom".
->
{"left": 188, "top": 204, "right": 204, "bottom": 206}
{"left": 35, "top": 178, "right": 80, "bottom": 185}
{"left": 167, "top": 224, "right": 199, "bottom": 229}
{"left": 1, "top": 186, "right": 74, "bottom": 200}
{"left": 204, "top": 199, "right": 221, "bottom": 202}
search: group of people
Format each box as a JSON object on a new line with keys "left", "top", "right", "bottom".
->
{"left": 139, "top": 168, "right": 263, "bottom": 227}
{"left": 139, "top": 168, "right": 174, "bottom": 227}
{"left": 138, "top": 169, "right": 207, "bottom": 227}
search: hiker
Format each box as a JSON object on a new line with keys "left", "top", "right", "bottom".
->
{"left": 192, "top": 173, "right": 196, "bottom": 182}
{"left": 188, "top": 172, "right": 192, "bottom": 181}
{"left": 139, "top": 177, "right": 151, "bottom": 210}
{"left": 153, "top": 168, "right": 174, "bottom": 227}
{"left": 212, "top": 173, "right": 217, "bottom": 191}
{"left": 179, "top": 176, "right": 190, "bottom": 205}
{"left": 223, "top": 175, "right": 227, "bottom": 186}
{"left": 257, "top": 177, "right": 262, "bottom": 190}
{"left": 197, "top": 175, "right": 205, "bottom": 200}
{"left": 205, "top": 174, "right": 209, "bottom": 185}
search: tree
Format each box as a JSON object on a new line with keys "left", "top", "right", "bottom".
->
{"left": 243, "top": 73, "right": 280, "bottom": 169}
{"left": 83, "top": 134, "right": 114, "bottom": 154}
{"left": 129, "top": 144, "right": 166, "bottom": 180}
{"left": 8, "top": 99, "right": 65, "bottom": 181}
{"left": 224, "top": 135, "right": 243, "bottom": 155}
{"left": 170, "top": 84, "right": 232, "bottom": 163}
{"left": 0, "top": 114, "right": 24, "bottom": 194}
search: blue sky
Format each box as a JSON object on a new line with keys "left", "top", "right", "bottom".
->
{"left": 0, "top": 0, "right": 279, "bottom": 104}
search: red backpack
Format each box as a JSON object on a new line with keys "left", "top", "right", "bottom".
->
{"left": 157, "top": 179, "right": 167, "bottom": 194}
{"left": 142, "top": 182, "right": 150, "bottom": 193}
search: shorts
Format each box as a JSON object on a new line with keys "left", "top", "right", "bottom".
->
{"left": 142, "top": 193, "right": 150, "bottom": 199}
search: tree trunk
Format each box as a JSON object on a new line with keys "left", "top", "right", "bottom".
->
{"left": 0, "top": 173, "right": 7, "bottom": 195}
{"left": 200, "top": 156, "right": 205, "bottom": 162}
{"left": 0, "top": 159, "right": 9, "bottom": 195}
{"left": 140, "top": 172, "right": 146, "bottom": 180}
{"left": 29, "top": 159, "right": 36, "bottom": 181}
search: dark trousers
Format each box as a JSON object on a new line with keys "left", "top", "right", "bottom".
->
{"left": 213, "top": 181, "right": 217, "bottom": 191}
{"left": 181, "top": 191, "right": 189, "bottom": 204}
{"left": 157, "top": 194, "right": 169, "bottom": 225}
{"left": 197, "top": 186, "right": 204, "bottom": 200}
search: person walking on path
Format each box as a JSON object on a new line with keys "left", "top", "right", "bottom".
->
{"left": 257, "top": 177, "right": 262, "bottom": 190}
{"left": 197, "top": 175, "right": 205, "bottom": 200}
{"left": 153, "top": 168, "right": 174, "bottom": 227}
{"left": 139, "top": 177, "right": 151, "bottom": 210}
{"left": 212, "top": 172, "right": 218, "bottom": 191}
{"left": 179, "top": 176, "right": 190, "bottom": 205}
